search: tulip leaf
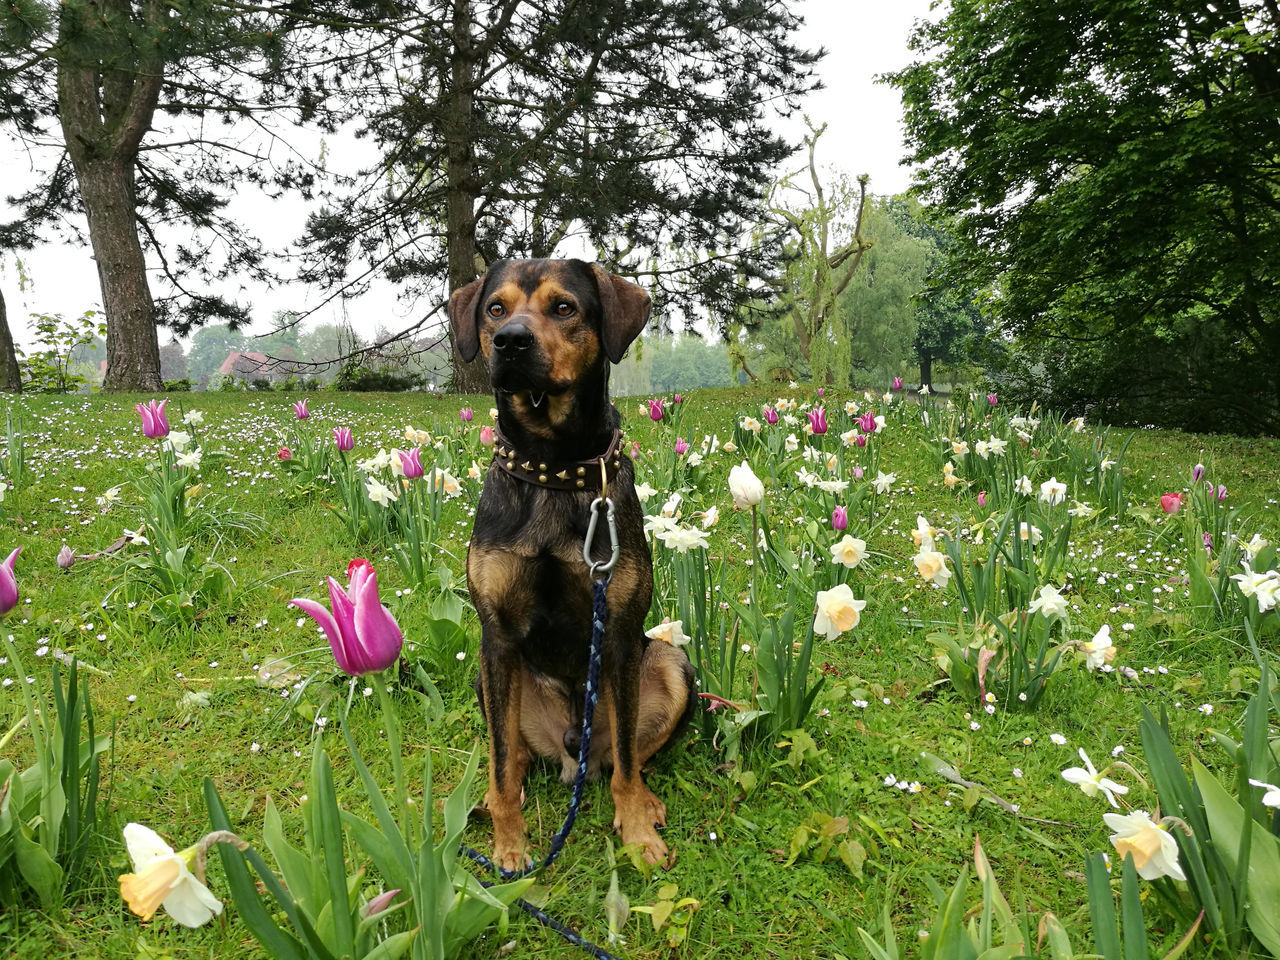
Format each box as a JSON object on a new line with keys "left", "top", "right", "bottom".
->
{"left": 310, "top": 746, "right": 356, "bottom": 960}
{"left": 1086, "top": 851, "right": 1122, "bottom": 960}
{"left": 1190, "top": 759, "right": 1280, "bottom": 958}
{"left": 264, "top": 796, "right": 318, "bottom": 923}
{"left": 12, "top": 827, "right": 62, "bottom": 909}
{"left": 359, "top": 929, "right": 417, "bottom": 960}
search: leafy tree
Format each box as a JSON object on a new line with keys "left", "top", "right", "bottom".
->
{"left": 888, "top": 0, "right": 1280, "bottom": 433}
{"left": 0, "top": 1, "right": 329, "bottom": 391}
{"left": 19, "top": 310, "right": 105, "bottom": 393}
{"left": 298, "top": 0, "right": 820, "bottom": 392}
{"left": 187, "top": 324, "right": 246, "bottom": 387}
{"left": 158, "top": 340, "right": 187, "bottom": 383}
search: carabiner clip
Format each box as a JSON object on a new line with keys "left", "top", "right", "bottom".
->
{"left": 582, "top": 496, "right": 620, "bottom": 577}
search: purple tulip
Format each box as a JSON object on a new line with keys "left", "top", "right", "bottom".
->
{"left": 674, "top": 437, "right": 690, "bottom": 456}
{"left": 807, "top": 407, "right": 829, "bottom": 435}
{"left": 363, "top": 889, "right": 402, "bottom": 920}
{"left": 459, "top": 407, "right": 474, "bottom": 422}
{"left": 977, "top": 491, "right": 987, "bottom": 507}
{"left": 399, "top": 447, "right": 424, "bottom": 480}
{"left": 852, "top": 466, "right": 864, "bottom": 479}
{"left": 672, "top": 394, "right": 684, "bottom": 404}
{"left": 987, "top": 393, "right": 998, "bottom": 406}
{"left": 57, "top": 545, "right": 75, "bottom": 570}
{"left": 648, "top": 398, "right": 665, "bottom": 421}
{"left": 1203, "top": 532, "right": 1214, "bottom": 551}
{"left": 892, "top": 377, "right": 903, "bottom": 390}
{"left": 293, "top": 399, "right": 309, "bottom": 420}
{"left": 831, "top": 506, "right": 848, "bottom": 531}
{"left": 135, "top": 399, "right": 170, "bottom": 439}
{"left": 291, "top": 562, "right": 404, "bottom": 677}
{"left": 763, "top": 406, "right": 779, "bottom": 425}
{"left": 817, "top": 388, "right": 825, "bottom": 398}
{"left": 858, "top": 412, "right": 877, "bottom": 434}
{"left": 0, "top": 547, "right": 19, "bottom": 614}
{"left": 855, "top": 433, "right": 868, "bottom": 448}
{"left": 1216, "top": 484, "right": 1227, "bottom": 502}
{"left": 1192, "top": 463, "right": 1205, "bottom": 483}
{"left": 333, "top": 426, "right": 354, "bottom": 451}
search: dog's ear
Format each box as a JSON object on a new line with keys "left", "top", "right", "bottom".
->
{"left": 590, "top": 265, "right": 651, "bottom": 363}
{"left": 449, "top": 276, "right": 486, "bottom": 363}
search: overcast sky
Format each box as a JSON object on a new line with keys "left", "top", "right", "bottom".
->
{"left": 0, "top": 0, "right": 937, "bottom": 350}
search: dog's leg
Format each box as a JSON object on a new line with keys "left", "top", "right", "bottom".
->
{"left": 635, "top": 640, "right": 696, "bottom": 761}
{"left": 478, "top": 643, "right": 531, "bottom": 873}
{"left": 605, "top": 633, "right": 672, "bottom": 867}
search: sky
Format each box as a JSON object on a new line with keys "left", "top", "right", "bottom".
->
{"left": 0, "top": 0, "right": 938, "bottom": 352}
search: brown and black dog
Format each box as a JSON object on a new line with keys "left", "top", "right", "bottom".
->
{"left": 449, "top": 259, "right": 695, "bottom": 871}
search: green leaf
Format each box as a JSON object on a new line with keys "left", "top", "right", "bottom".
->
{"left": 1191, "top": 759, "right": 1280, "bottom": 957}
{"left": 264, "top": 796, "right": 318, "bottom": 923}
{"left": 1119, "top": 854, "right": 1149, "bottom": 960}
{"left": 1086, "top": 851, "right": 1121, "bottom": 960}
{"left": 13, "top": 828, "right": 62, "bottom": 909}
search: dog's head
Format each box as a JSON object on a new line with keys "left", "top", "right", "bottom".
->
{"left": 449, "top": 260, "right": 650, "bottom": 403}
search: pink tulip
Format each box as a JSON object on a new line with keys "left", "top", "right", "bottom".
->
{"left": 1216, "top": 484, "right": 1227, "bottom": 502}
{"left": 479, "top": 425, "right": 495, "bottom": 446}
{"left": 674, "top": 437, "right": 690, "bottom": 455}
{"left": 854, "top": 433, "right": 868, "bottom": 448}
{"left": 0, "top": 547, "right": 19, "bottom": 613}
{"left": 1191, "top": 463, "right": 1205, "bottom": 483}
{"left": 1203, "top": 533, "right": 1214, "bottom": 551}
{"left": 852, "top": 466, "right": 864, "bottom": 479}
{"left": 333, "top": 427, "right": 354, "bottom": 451}
{"left": 399, "top": 447, "right": 424, "bottom": 480}
{"left": 630, "top": 441, "right": 642, "bottom": 459}
{"left": 817, "top": 388, "right": 824, "bottom": 398}
{"left": 363, "top": 889, "right": 402, "bottom": 920}
{"left": 57, "top": 546, "right": 76, "bottom": 570}
{"left": 459, "top": 407, "right": 474, "bottom": 422}
{"left": 892, "top": 377, "right": 903, "bottom": 390}
{"left": 831, "top": 506, "right": 848, "bottom": 531}
{"left": 1160, "top": 493, "right": 1184, "bottom": 515}
{"left": 648, "top": 398, "right": 665, "bottom": 421}
{"left": 291, "top": 562, "right": 404, "bottom": 677}
{"left": 277, "top": 446, "right": 292, "bottom": 461}
{"left": 672, "top": 394, "right": 684, "bottom": 404}
{"left": 858, "top": 412, "right": 877, "bottom": 434}
{"left": 987, "top": 393, "right": 998, "bottom": 406}
{"left": 977, "top": 491, "right": 987, "bottom": 507}
{"left": 134, "top": 399, "right": 170, "bottom": 439}
{"left": 807, "top": 407, "right": 828, "bottom": 435}
{"left": 763, "top": 406, "right": 779, "bottom": 425}
{"left": 293, "top": 399, "right": 309, "bottom": 420}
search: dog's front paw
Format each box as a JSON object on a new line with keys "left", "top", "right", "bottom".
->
{"left": 614, "top": 786, "right": 672, "bottom": 867}
{"left": 493, "top": 839, "right": 530, "bottom": 874}
{"left": 618, "top": 820, "right": 672, "bottom": 867}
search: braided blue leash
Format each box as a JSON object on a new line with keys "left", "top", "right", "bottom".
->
{"left": 462, "top": 576, "right": 621, "bottom": 959}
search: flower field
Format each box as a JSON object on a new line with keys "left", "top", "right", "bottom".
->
{"left": 1, "top": 386, "right": 1278, "bottom": 960}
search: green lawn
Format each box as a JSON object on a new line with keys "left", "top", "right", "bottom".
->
{"left": 1, "top": 387, "right": 1277, "bottom": 959}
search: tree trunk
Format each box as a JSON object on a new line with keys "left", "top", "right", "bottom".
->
{"left": 55, "top": 1, "right": 165, "bottom": 393}
{"left": 445, "top": 0, "right": 491, "bottom": 396}
{"left": 919, "top": 351, "right": 933, "bottom": 390}
{"left": 0, "top": 289, "right": 22, "bottom": 392}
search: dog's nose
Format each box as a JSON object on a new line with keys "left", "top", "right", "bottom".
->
{"left": 492, "top": 323, "right": 534, "bottom": 355}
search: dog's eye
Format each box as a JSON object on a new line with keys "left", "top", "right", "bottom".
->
{"left": 487, "top": 302, "right": 504, "bottom": 318}
{"left": 554, "top": 301, "right": 574, "bottom": 317}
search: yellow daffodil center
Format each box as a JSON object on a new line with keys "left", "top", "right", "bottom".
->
{"left": 119, "top": 857, "right": 182, "bottom": 920}
{"left": 1114, "top": 825, "right": 1163, "bottom": 869}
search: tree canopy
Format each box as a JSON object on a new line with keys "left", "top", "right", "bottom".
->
{"left": 889, "top": 0, "right": 1280, "bottom": 433}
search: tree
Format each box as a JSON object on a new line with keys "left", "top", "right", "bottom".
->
{"left": 186, "top": 324, "right": 246, "bottom": 387}
{"left": 158, "top": 340, "right": 187, "bottom": 383}
{"left": 298, "top": 0, "right": 820, "bottom": 392}
{"left": 889, "top": 0, "right": 1280, "bottom": 433}
{"left": 0, "top": 288, "right": 20, "bottom": 392}
{"left": 1, "top": 1, "right": 329, "bottom": 391}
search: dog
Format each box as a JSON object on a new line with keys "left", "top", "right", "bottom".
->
{"left": 449, "top": 259, "right": 696, "bottom": 871}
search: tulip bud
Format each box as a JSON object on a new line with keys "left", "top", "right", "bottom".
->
{"left": 977, "top": 491, "right": 987, "bottom": 508}
{"left": 1159, "top": 493, "right": 1183, "bottom": 515}
{"left": 479, "top": 425, "right": 495, "bottom": 446}
{"left": 459, "top": 407, "right": 474, "bottom": 422}
{"left": 648, "top": 398, "right": 665, "bottom": 422}
{"left": 672, "top": 394, "right": 684, "bottom": 404}
{"left": 277, "top": 446, "right": 292, "bottom": 461}
{"left": 1191, "top": 463, "right": 1205, "bottom": 483}
{"left": 399, "top": 447, "right": 424, "bottom": 480}
{"left": 1216, "top": 484, "right": 1227, "bottom": 502}
{"left": 831, "top": 506, "right": 848, "bottom": 531}
{"left": 57, "top": 546, "right": 75, "bottom": 570}
{"left": 817, "top": 388, "right": 824, "bottom": 398}
{"left": 727, "top": 461, "right": 764, "bottom": 510}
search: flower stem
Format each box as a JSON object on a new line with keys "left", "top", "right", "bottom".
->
{"left": 370, "top": 670, "right": 411, "bottom": 836}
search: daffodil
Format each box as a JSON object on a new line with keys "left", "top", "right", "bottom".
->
{"left": 1103, "top": 810, "right": 1186, "bottom": 881}
{"left": 814, "top": 583, "right": 866, "bottom": 640}
{"left": 830, "top": 534, "right": 867, "bottom": 568}
{"left": 365, "top": 476, "right": 399, "bottom": 506}
{"left": 1061, "top": 749, "right": 1129, "bottom": 807}
{"left": 1039, "top": 477, "right": 1067, "bottom": 505}
{"left": 645, "top": 618, "right": 690, "bottom": 647}
{"left": 1081, "top": 624, "right": 1116, "bottom": 671}
{"left": 913, "top": 548, "right": 952, "bottom": 589}
{"left": 1028, "top": 584, "right": 1069, "bottom": 618}
{"left": 873, "top": 471, "right": 896, "bottom": 494}
{"left": 118, "top": 824, "right": 223, "bottom": 928}
{"left": 1247, "top": 779, "right": 1280, "bottom": 808}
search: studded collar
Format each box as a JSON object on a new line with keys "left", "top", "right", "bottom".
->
{"left": 491, "top": 427, "right": 624, "bottom": 492}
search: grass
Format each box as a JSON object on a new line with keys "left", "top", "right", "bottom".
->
{"left": 0, "top": 385, "right": 1277, "bottom": 959}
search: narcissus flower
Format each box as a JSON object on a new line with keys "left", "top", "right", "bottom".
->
{"left": 813, "top": 583, "right": 866, "bottom": 640}
{"left": 645, "top": 618, "right": 690, "bottom": 647}
{"left": 872, "top": 471, "right": 896, "bottom": 494}
{"left": 118, "top": 823, "right": 222, "bottom": 928}
{"left": 365, "top": 477, "right": 399, "bottom": 506}
{"left": 1029, "top": 584, "right": 1069, "bottom": 619}
{"left": 1103, "top": 810, "right": 1186, "bottom": 881}
{"left": 1248, "top": 779, "right": 1280, "bottom": 808}
{"left": 1039, "top": 477, "right": 1067, "bottom": 505}
{"left": 291, "top": 561, "right": 404, "bottom": 676}
{"left": 913, "top": 547, "right": 952, "bottom": 589}
{"left": 728, "top": 461, "right": 764, "bottom": 509}
{"left": 830, "top": 534, "right": 867, "bottom": 568}
{"left": 1061, "top": 749, "right": 1129, "bottom": 807}
{"left": 1081, "top": 624, "right": 1116, "bottom": 671}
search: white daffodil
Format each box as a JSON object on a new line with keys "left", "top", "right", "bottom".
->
{"left": 1068, "top": 416, "right": 1086, "bottom": 433}
{"left": 913, "top": 548, "right": 952, "bottom": 589}
{"left": 643, "top": 514, "right": 679, "bottom": 537}
{"left": 830, "top": 534, "right": 867, "bottom": 568}
{"left": 1103, "top": 810, "right": 1186, "bottom": 882}
{"left": 1015, "top": 475, "right": 1033, "bottom": 495}
{"left": 813, "top": 583, "right": 866, "bottom": 640}
{"left": 873, "top": 471, "right": 897, "bottom": 494}
{"left": 739, "top": 416, "right": 762, "bottom": 435}
{"left": 784, "top": 434, "right": 800, "bottom": 453}
{"left": 974, "top": 439, "right": 991, "bottom": 460}
{"left": 182, "top": 409, "right": 204, "bottom": 426}
{"left": 1247, "top": 779, "right": 1280, "bottom": 808}
{"left": 656, "top": 525, "right": 710, "bottom": 553}
{"left": 634, "top": 481, "right": 657, "bottom": 503}
{"left": 645, "top": 618, "right": 690, "bottom": 647}
{"left": 1061, "top": 749, "right": 1129, "bottom": 807}
{"left": 987, "top": 436, "right": 1008, "bottom": 456}
{"left": 951, "top": 440, "right": 969, "bottom": 456}
{"left": 1100, "top": 459, "right": 1116, "bottom": 471}
{"left": 174, "top": 447, "right": 203, "bottom": 470}
{"left": 365, "top": 476, "right": 399, "bottom": 506}
{"left": 163, "top": 430, "right": 192, "bottom": 453}
{"left": 1019, "top": 522, "right": 1043, "bottom": 545}
{"left": 1241, "top": 534, "right": 1270, "bottom": 560}
{"left": 118, "top": 823, "right": 223, "bottom": 928}
{"left": 687, "top": 451, "right": 704, "bottom": 467}
{"left": 1039, "top": 477, "right": 1067, "bottom": 505}
{"left": 1029, "top": 584, "right": 1069, "bottom": 619}
{"left": 1068, "top": 500, "right": 1095, "bottom": 518}
{"left": 843, "top": 401, "right": 858, "bottom": 416}
{"left": 661, "top": 492, "right": 682, "bottom": 518}
{"left": 912, "top": 515, "right": 937, "bottom": 551}
{"left": 1082, "top": 624, "right": 1116, "bottom": 671}
{"left": 701, "top": 505, "right": 719, "bottom": 528}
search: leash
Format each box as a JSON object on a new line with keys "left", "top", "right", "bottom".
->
{"left": 461, "top": 493, "right": 623, "bottom": 958}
